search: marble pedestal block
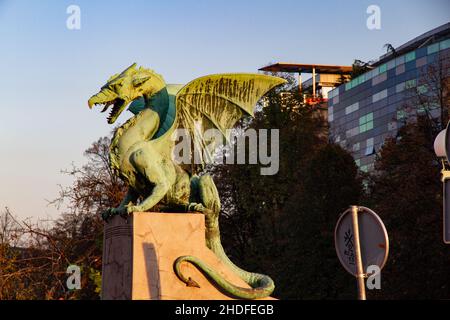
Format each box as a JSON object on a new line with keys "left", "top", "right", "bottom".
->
{"left": 101, "top": 212, "right": 272, "bottom": 300}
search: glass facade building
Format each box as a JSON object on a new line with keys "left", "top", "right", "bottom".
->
{"left": 328, "top": 23, "right": 450, "bottom": 172}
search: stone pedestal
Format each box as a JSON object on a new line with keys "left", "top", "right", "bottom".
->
{"left": 101, "top": 212, "right": 273, "bottom": 300}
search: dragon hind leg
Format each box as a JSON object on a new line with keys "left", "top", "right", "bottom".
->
{"left": 198, "top": 174, "right": 221, "bottom": 215}
{"left": 176, "top": 174, "right": 274, "bottom": 299}
{"left": 188, "top": 174, "right": 221, "bottom": 215}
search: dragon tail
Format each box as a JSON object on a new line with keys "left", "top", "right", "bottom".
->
{"left": 173, "top": 255, "right": 274, "bottom": 300}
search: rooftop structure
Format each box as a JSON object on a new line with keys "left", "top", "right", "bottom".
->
{"left": 259, "top": 63, "right": 352, "bottom": 104}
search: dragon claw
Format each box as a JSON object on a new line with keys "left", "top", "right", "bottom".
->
{"left": 101, "top": 207, "right": 129, "bottom": 222}
{"left": 126, "top": 205, "right": 142, "bottom": 214}
{"left": 188, "top": 203, "right": 206, "bottom": 213}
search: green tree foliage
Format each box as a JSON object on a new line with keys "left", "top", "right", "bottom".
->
{"left": 365, "top": 117, "right": 450, "bottom": 299}
{"left": 211, "top": 74, "right": 363, "bottom": 299}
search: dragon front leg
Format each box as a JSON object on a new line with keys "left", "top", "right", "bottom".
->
{"left": 126, "top": 148, "right": 174, "bottom": 214}
{"left": 127, "top": 182, "right": 170, "bottom": 213}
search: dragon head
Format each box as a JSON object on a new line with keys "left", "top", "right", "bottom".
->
{"left": 88, "top": 63, "right": 166, "bottom": 124}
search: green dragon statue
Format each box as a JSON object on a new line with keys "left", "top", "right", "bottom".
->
{"left": 88, "top": 63, "right": 285, "bottom": 299}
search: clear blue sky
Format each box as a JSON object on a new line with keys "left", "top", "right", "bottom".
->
{"left": 0, "top": 0, "right": 449, "bottom": 220}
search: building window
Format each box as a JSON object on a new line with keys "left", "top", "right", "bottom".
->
{"left": 441, "top": 39, "right": 450, "bottom": 50}
{"left": 417, "top": 85, "right": 428, "bottom": 94}
{"left": 328, "top": 89, "right": 335, "bottom": 99}
{"left": 372, "top": 89, "right": 387, "bottom": 103}
{"left": 427, "top": 43, "right": 440, "bottom": 55}
{"left": 353, "top": 142, "right": 360, "bottom": 152}
{"left": 428, "top": 53, "right": 438, "bottom": 64}
{"left": 372, "top": 73, "right": 387, "bottom": 86}
{"left": 405, "top": 79, "right": 416, "bottom": 89}
{"left": 346, "top": 127, "right": 359, "bottom": 138}
{"left": 387, "top": 59, "right": 396, "bottom": 70}
{"left": 379, "top": 63, "right": 387, "bottom": 73}
{"left": 395, "top": 55, "right": 405, "bottom": 66}
{"left": 395, "top": 64, "right": 405, "bottom": 75}
{"left": 358, "top": 75, "right": 365, "bottom": 85}
{"left": 333, "top": 95, "right": 339, "bottom": 104}
{"left": 372, "top": 67, "right": 379, "bottom": 77}
{"left": 396, "top": 81, "right": 405, "bottom": 93}
{"left": 416, "top": 56, "right": 427, "bottom": 68}
{"left": 405, "top": 51, "right": 416, "bottom": 62}
{"left": 328, "top": 106, "right": 334, "bottom": 122}
{"left": 355, "top": 159, "right": 361, "bottom": 167}
{"left": 366, "top": 69, "right": 375, "bottom": 81}
{"left": 359, "top": 113, "right": 374, "bottom": 133}
{"left": 365, "top": 138, "right": 375, "bottom": 156}
{"left": 345, "top": 102, "right": 359, "bottom": 115}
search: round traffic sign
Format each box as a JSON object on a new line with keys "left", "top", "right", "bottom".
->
{"left": 335, "top": 206, "right": 389, "bottom": 276}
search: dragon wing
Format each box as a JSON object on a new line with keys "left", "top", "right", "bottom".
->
{"left": 166, "top": 73, "right": 286, "bottom": 170}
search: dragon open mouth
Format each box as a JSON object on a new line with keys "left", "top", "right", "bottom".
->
{"left": 89, "top": 96, "right": 128, "bottom": 124}
{"left": 101, "top": 98, "right": 125, "bottom": 123}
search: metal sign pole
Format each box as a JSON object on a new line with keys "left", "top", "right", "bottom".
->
{"left": 441, "top": 163, "right": 450, "bottom": 243}
{"left": 434, "top": 122, "right": 450, "bottom": 243}
{"left": 351, "top": 205, "right": 366, "bottom": 300}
